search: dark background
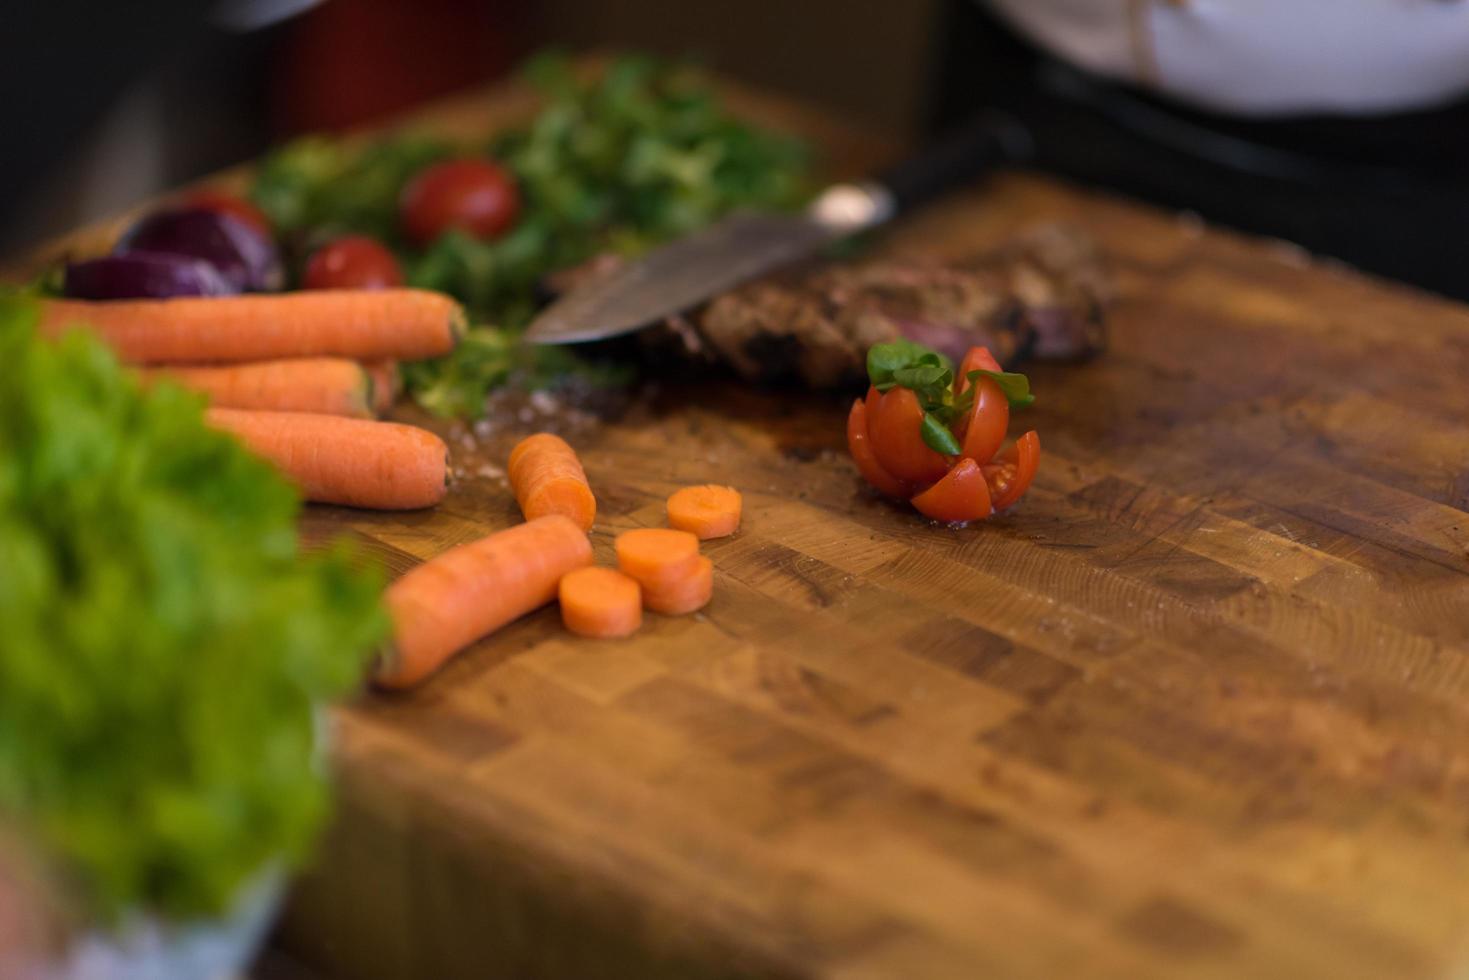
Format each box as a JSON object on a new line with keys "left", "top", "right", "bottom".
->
{"left": 6, "top": 0, "right": 1468, "bottom": 299}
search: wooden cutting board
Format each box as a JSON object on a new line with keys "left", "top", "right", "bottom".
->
{"left": 21, "top": 71, "right": 1469, "bottom": 980}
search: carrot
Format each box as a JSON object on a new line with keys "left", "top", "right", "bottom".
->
{"left": 38, "top": 289, "right": 464, "bottom": 364}
{"left": 559, "top": 567, "right": 642, "bottom": 639}
{"left": 206, "top": 408, "right": 448, "bottom": 510}
{"left": 507, "top": 433, "right": 596, "bottom": 531}
{"left": 377, "top": 515, "right": 593, "bottom": 688}
{"left": 666, "top": 485, "right": 742, "bottom": 539}
{"left": 614, "top": 528, "right": 700, "bottom": 593}
{"left": 137, "top": 358, "right": 373, "bottom": 417}
{"left": 642, "top": 556, "right": 714, "bottom": 616}
{"left": 362, "top": 359, "right": 400, "bottom": 415}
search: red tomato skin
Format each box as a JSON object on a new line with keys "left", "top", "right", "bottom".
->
{"left": 954, "top": 346, "right": 1004, "bottom": 397}
{"left": 180, "top": 189, "right": 272, "bottom": 236}
{"left": 302, "top": 235, "right": 405, "bottom": 290}
{"left": 866, "top": 385, "right": 952, "bottom": 486}
{"left": 399, "top": 158, "right": 520, "bottom": 246}
{"left": 956, "top": 376, "right": 1009, "bottom": 465}
{"left": 847, "top": 398, "right": 912, "bottom": 499}
{"left": 911, "top": 458, "right": 993, "bottom": 523}
{"left": 984, "top": 430, "right": 1041, "bottom": 512}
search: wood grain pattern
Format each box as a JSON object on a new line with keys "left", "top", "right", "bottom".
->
{"left": 21, "top": 70, "right": 1469, "bottom": 980}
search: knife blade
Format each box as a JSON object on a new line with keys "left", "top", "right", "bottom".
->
{"left": 524, "top": 114, "right": 1031, "bottom": 345}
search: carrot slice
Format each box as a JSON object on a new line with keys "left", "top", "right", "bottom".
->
{"left": 377, "top": 515, "right": 593, "bottom": 688}
{"left": 38, "top": 289, "right": 464, "bottom": 364}
{"left": 362, "top": 359, "right": 400, "bottom": 415}
{"left": 615, "top": 528, "right": 701, "bottom": 592}
{"left": 206, "top": 407, "right": 448, "bottom": 510}
{"left": 642, "top": 556, "right": 714, "bottom": 616}
{"left": 666, "top": 485, "right": 742, "bottom": 539}
{"left": 559, "top": 567, "right": 642, "bottom": 639}
{"left": 507, "top": 433, "right": 596, "bottom": 531}
{"left": 137, "top": 358, "right": 373, "bottom": 417}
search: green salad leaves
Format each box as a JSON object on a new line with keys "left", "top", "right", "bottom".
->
{"left": 0, "top": 296, "right": 387, "bottom": 922}
{"left": 250, "top": 52, "right": 813, "bottom": 417}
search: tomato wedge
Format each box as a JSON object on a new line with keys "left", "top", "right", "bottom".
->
{"left": 866, "top": 385, "right": 952, "bottom": 485}
{"left": 956, "top": 375, "right": 1008, "bottom": 465}
{"left": 983, "top": 430, "right": 1041, "bottom": 512}
{"left": 954, "top": 346, "right": 1003, "bottom": 398}
{"left": 846, "top": 398, "right": 911, "bottom": 499}
{"left": 911, "top": 458, "right": 993, "bottom": 523}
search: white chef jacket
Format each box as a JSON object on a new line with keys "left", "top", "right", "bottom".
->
{"left": 984, "top": 0, "right": 1469, "bottom": 116}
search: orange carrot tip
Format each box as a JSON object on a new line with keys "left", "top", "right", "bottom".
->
{"left": 642, "top": 556, "right": 714, "bottom": 616}
{"left": 508, "top": 432, "right": 596, "bottom": 531}
{"left": 559, "top": 567, "right": 642, "bottom": 639}
{"left": 376, "top": 515, "right": 593, "bottom": 689}
{"left": 614, "top": 528, "right": 700, "bottom": 592}
{"left": 667, "top": 485, "right": 742, "bottom": 539}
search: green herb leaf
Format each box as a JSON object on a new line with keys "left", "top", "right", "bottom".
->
{"left": 250, "top": 52, "right": 813, "bottom": 418}
{"left": 967, "top": 369, "right": 1037, "bottom": 408}
{"left": 920, "top": 412, "right": 963, "bottom": 455}
{"left": 866, "top": 339, "right": 952, "bottom": 390}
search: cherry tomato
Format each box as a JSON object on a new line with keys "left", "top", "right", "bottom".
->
{"left": 984, "top": 430, "right": 1041, "bottom": 512}
{"left": 956, "top": 375, "right": 1009, "bottom": 465}
{"left": 911, "top": 458, "right": 993, "bottom": 523}
{"left": 847, "top": 398, "right": 911, "bottom": 499}
{"left": 954, "top": 346, "right": 1004, "bottom": 398}
{"left": 399, "top": 158, "right": 519, "bottom": 247}
{"left": 866, "top": 385, "right": 952, "bottom": 486}
{"left": 302, "top": 235, "right": 405, "bottom": 290}
{"left": 180, "top": 189, "right": 272, "bottom": 237}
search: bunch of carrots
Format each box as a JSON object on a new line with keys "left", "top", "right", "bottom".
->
{"left": 39, "top": 290, "right": 462, "bottom": 509}
{"left": 41, "top": 290, "right": 743, "bottom": 690}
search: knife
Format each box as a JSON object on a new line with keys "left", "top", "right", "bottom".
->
{"left": 524, "top": 114, "right": 1033, "bottom": 345}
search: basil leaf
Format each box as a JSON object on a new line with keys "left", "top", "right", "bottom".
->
{"left": 892, "top": 363, "right": 951, "bottom": 393}
{"left": 867, "top": 339, "right": 929, "bottom": 387}
{"left": 920, "top": 412, "right": 963, "bottom": 455}
{"left": 967, "top": 369, "right": 1036, "bottom": 408}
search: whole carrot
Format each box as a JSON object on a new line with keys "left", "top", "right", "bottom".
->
{"left": 377, "top": 515, "right": 593, "bottom": 688}
{"left": 362, "top": 359, "right": 400, "bottom": 415}
{"left": 206, "top": 408, "right": 448, "bottom": 510}
{"left": 137, "top": 358, "right": 373, "bottom": 417}
{"left": 507, "top": 433, "right": 596, "bottom": 531}
{"left": 38, "top": 289, "right": 463, "bottom": 364}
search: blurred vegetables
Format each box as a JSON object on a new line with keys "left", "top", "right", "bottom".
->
{"left": 398, "top": 159, "right": 520, "bottom": 247}
{"left": 119, "top": 208, "right": 283, "bottom": 293}
{"left": 250, "top": 52, "right": 812, "bottom": 417}
{"left": 303, "top": 235, "right": 404, "bottom": 290}
{"left": 178, "top": 189, "right": 273, "bottom": 237}
{"left": 0, "top": 294, "right": 386, "bottom": 922}
{"left": 63, "top": 253, "right": 233, "bottom": 300}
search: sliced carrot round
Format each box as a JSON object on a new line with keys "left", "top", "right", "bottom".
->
{"left": 642, "top": 556, "right": 714, "bottom": 615}
{"left": 559, "top": 567, "right": 642, "bottom": 639}
{"left": 615, "top": 528, "right": 700, "bottom": 592}
{"left": 667, "top": 485, "right": 742, "bottom": 539}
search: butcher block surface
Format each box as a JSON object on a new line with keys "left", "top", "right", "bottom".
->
{"left": 25, "top": 72, "right": 1469, "bottom": 980}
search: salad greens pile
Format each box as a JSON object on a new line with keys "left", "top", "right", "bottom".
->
{"left": 0, "top": 296, "right": 386, "bottom": 922}
{"left": 251, "top": 52, "right": 814, "bottom": 417}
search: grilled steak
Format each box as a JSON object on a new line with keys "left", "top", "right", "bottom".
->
{"left": 550, "top": 223, "right": 1110, "bottom": 387}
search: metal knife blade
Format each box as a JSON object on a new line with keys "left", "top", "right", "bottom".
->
{"left": 524, "top": 182, "right": 894, "bottom": 345}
